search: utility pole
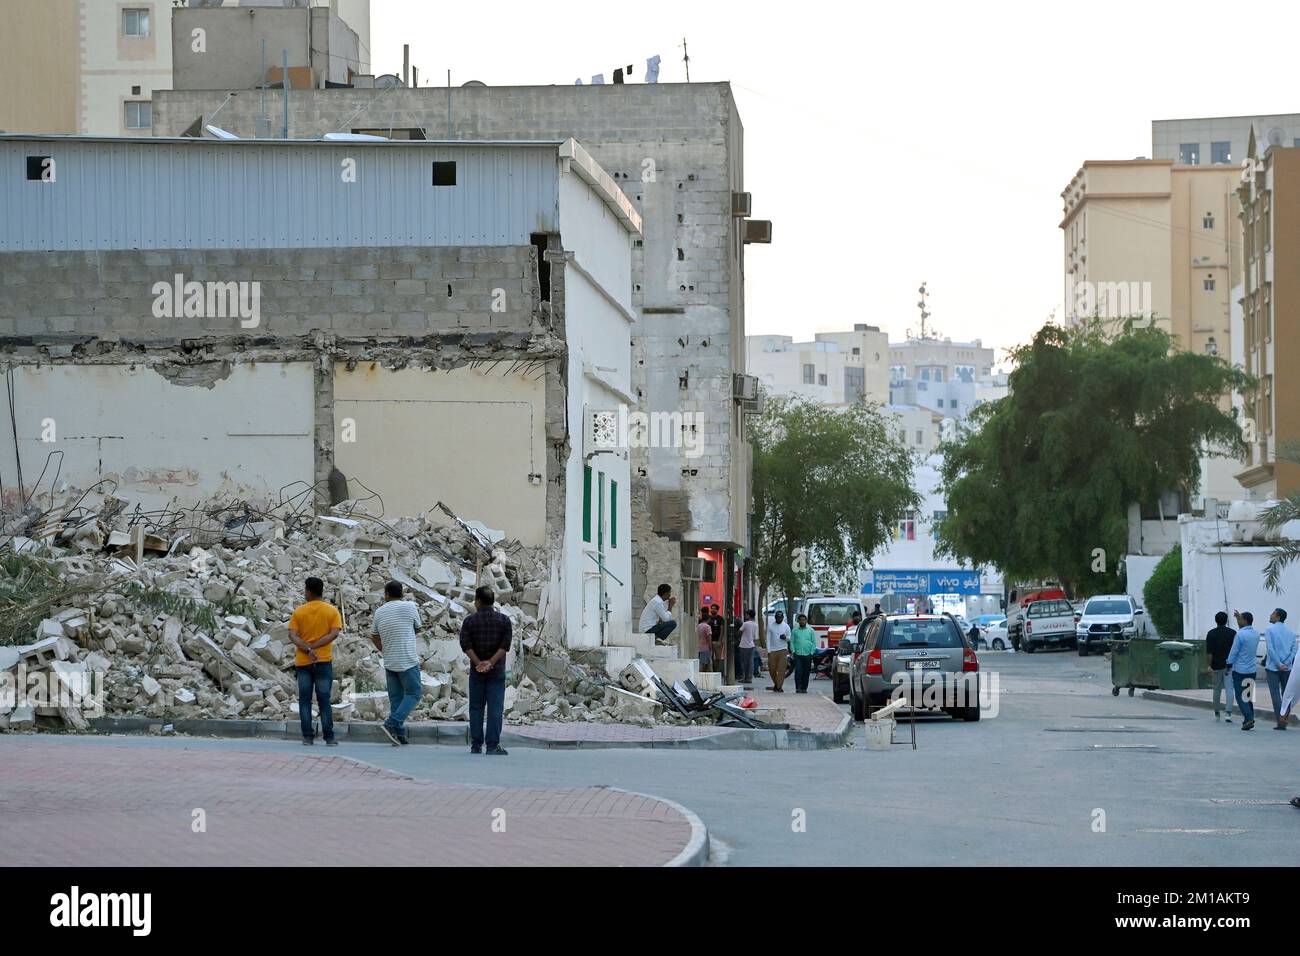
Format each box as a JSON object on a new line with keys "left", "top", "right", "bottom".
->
{"left": 681, "top": 37, "right": 690, "bottom": 82}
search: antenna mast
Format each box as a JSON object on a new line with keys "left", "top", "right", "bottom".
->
{"left": 681, "top": 37, "right": 690, "bottom": 81}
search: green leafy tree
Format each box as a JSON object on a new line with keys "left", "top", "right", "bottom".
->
{"left": 750, "top": 394, "right": 920, "bottom": 626}
{"left": 1143, "top": 545, "right": 1183, "bottom": 637}
{"left": 1261, "top": 444, "right": 1300, "bottom": 591}
{"left": 935, "top": 321, "right": 1251, "bottom": 595}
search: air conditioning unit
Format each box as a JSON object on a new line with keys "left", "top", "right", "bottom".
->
{"left": 731, "top": 191, "right": 753, "bottom": 217}
{"left": 743, "top": 219, "right": 773, "bottom": 244}
{"left": 681, "top": 557, "right": 717, "bottom": 582}
{"left": 583, "top": 407, "right": 620, "bottom": 453}
{"left": 732, "top": 373, "right": 759, "bottom": 401}
{"left": 742, "top": 392, "right": 766, "bottom": 416}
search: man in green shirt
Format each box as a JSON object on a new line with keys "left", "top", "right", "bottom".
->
{"left": 790, "top": 613, "right": 818, "bottom": 694}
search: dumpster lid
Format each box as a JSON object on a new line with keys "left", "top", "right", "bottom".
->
{"left": 1157, "top": 641, "right": 1193, "bottom": 649}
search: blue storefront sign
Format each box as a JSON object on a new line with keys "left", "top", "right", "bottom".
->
{"left": 863, "top": 569, "right": 983, "bottom": 596}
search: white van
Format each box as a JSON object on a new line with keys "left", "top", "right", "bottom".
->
{"left": 1022, "top": 598, "right": 1076, "bottom": 653}
{"left": 803, "top": 594, "right": 867, "bottom": 650}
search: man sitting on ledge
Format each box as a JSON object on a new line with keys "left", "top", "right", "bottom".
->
{"left": 639, "top": 583, "right": 678, "bottom": 645}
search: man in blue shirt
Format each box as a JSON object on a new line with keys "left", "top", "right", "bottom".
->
{"left": 1227, "top": 611, "right": 1261, "bottom": 730}
{"left": 1263, "top": 608, "right": 1297, "bottom": 730}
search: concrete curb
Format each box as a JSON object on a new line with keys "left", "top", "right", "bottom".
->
{"left": 608, "top": 787, "right": 710, "bottom": 867}
{"left": 82, "top": 714, "right": 854, "bottom": 750}
{"left": 1141, "top": 689, "right": 1300, "bottom": 725}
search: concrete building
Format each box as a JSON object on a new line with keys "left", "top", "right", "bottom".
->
{"left": 890, "top": 404, "right": 943, "bottom": 456}
{"left": 150, "top": 81, "right": 764, "bottom": 641}
{"left": 1153, "top": 113, "right": 1300, "bottom": 167}
{"left": 0, "top": 132, "right": 638, "bottom": 651}
{"left": 807, "top": 324, "right": 890, "bottom": 406}
{"left": 172, "top": 2, "right": 369, "bottom": 94}
{"left": 887, "top": 335, "right": 995, "bottom": 420}
{"left": 0, "top": 1, "right": 370, "bottom": 137}
{"left": 1233, "top": 139, "right": 1300, "bottom": 499}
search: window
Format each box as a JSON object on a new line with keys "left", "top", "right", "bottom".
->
{"left": 914, "top": 429, "right": 923, "bottom": 444}
{"left": 582, "top": 465, "right": 592, "bottom": 543}
{"left": 1211, "top": 141, "right": 1231, "bottom": 164}
{"left": 610, "top": 480, "right": 617, "bottom": 547}
{"left": 1203, "top": 212, "right": 1215, "bottom": 229}
{"left": 932, "top": 510, "right": 947, "bottom": 523}
{"left": 801, "top": 363, "right": 815, "bottom": 384}
{"left": 881, "top": 619, "right": 962, "bottom": 649}
{"left": 1203, "top": 275, "right": 1215, "bottom": 291}
{"left": 844, "top": 366, "right": 864, "bottom": 403}
{"left": 431, "top": 161, "right": 456, "bottom": 186}
{"left": 124, "top": 101, "right": 151, "bottom": 130}
{"left": 806, "top": 602, "right": 860, "bottom": 627}
{"left": 25, "top": 156, "right": 52, "bottom": 181}
{"left": 817, "top": 373, "right": 827, "bottom": 386}
{"left": 122, "top": 8, "right": 149, "bottom": 37}
{"left": 1179, "top": 143, "right": 1200, "bottom": 165}
{"left": 851, "top": 347, "right": 860, "bottom": 355}
{"left": 895, "top": 515, "right": 916, "bottom": 541}
{"left": 921, "top": 368, "right": 931, "bottom": 381}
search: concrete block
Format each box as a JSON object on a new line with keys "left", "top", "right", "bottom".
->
{"left": 141, "top": 675, "right": 162, "bottom": 698}
{"left": 649, "top": 658, "right": 699, "bottom": 684}
{"left": 604, "top": 685, "right": 663, "bottom": 719}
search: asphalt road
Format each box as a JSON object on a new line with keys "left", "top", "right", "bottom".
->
{"left": 11, "top": 648, "right": 1298, "bottom": 866}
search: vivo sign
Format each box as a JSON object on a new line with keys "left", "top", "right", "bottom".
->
{"left": 865, "top": 569, "right": 983, "bottom": 596}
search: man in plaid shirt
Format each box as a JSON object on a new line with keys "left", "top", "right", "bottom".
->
{"left": 459, "top": 585, "right": 513, "bottom": 755}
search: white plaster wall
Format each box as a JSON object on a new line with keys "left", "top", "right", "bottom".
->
{"left": 0, "top": 362, "right": 313, "bottom": 511}
{"left": 1181, "top": 515, "right": 1300, "bottom": 641}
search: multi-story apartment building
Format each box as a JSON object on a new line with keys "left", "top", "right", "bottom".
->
{"left": 1234, "top": 137, "right": 1300, "bottom": 498}
{"left": 150, "top": 81, "right": 764, "bottom": 641}
{"left": 1153, "top": 113, "right": 1300, "bottom": 167}
{"left": 746, "top": 324, "right": 889, "bottom": 407}
{"left": 0, "top": 0, "right": 370, "bottom": 137}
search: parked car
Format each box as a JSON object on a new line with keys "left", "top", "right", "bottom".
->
{"left": 848, "top": 614, "right": 981, "bottom": 722}
{"left": 977, "top": 618, "right": 1009, "bottom": 650}
{"left": 1006, "top": 584, "right": 1068, "bottom": 648}
{"left": 1076, "top": 594, "right": 1148, "bottom": 656}
{"left": 1021, "top": 598, "right": 1076, "bottom": 653}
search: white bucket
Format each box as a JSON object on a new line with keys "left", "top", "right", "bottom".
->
{"left": 863, "top": 717, "right": 894, "bottom": 750}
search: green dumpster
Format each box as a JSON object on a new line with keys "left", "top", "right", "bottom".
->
{"left": 1189, "top": 640, "right": 1214, "bottom": 690}
{"left": 1157, "top": 641, "right": 1198, "bottom": 690}
{"left": 1111, "top": 637, "right": 1161, "bottom": 696}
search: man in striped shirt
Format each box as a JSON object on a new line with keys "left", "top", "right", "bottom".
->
{"left": 370, "top": 580, "right": 423, "bottom": 746}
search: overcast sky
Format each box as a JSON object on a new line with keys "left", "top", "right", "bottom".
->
{"left": 371, "top": 0, "right": 1300, "bottom": 365}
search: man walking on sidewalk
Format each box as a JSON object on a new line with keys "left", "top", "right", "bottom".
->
{"left": 639, "top": 584, "right": 678, "bottom": 645}
{"left": 460, "top": 585, "right": 512, "bottom": 755}
{"left": 1206, "top": 611, "right": 1236, "bottom": 722}
{"left": 737, "top": 609, "right": 758, "bottom": 685}
{"left": 1263, "top": 608, "right": 1296, "bottom": 729}
{"left": 766, "top": 610, "right": 791, "bottom": 692}
{"left": 790, "top": 613, "right": 817, "bottom": 694}
{"left": 289, "top": 576, "right": 343, "bottom": 746}
{"left": 370, "top": 580, "right": 423, "bottom": 746}
{"left": 1227, "top": 611, "right": 1260, "bottom": 731}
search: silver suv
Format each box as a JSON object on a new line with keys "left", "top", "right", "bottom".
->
{"left": 848, "top": 614, "right": 981, "bottom": 722}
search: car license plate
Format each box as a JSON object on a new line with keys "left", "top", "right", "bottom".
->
{"left": 906, "top": 660, "right": 941, "bottom": 669}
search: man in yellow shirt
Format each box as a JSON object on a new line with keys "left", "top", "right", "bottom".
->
{"left": 289, "top": 576, "right": 343, "bottom": 746}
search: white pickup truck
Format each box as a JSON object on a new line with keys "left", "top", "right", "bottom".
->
{"left": 1021, "top": 598, "right": 1076, "bottom": 653}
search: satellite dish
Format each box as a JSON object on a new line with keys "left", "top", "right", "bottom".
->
{"left": 461, "top": 80, "right": 487, "bottom": 88}
{"left": 205, "top": 125, "right": 240, "bottom": 140}
{"left": 375, "top": 74, "right": 404, "bottom": 89}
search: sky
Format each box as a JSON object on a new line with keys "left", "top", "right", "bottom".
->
{"left": 370, "top": 0, "right": 1300, "bottom": 365}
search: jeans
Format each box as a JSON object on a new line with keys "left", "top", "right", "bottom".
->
{"left": 793, "top": 654, "right": 812, "bottom": 693}
{"left": 1266, "top": 669, "right": 1288, "bottom": 723}
{"left": 736, "top": 647, "right": 753, "bottom": 683}
{"left": 647, "top": 620, "right": 677, "bottom": 642}
{"left": 1211, "top": 668, "right": 1233, "bottom": 715}
{"left": 384, "top": 665, "right": 423, "bottom": 737}
{"left": 296, "top": 661, "right": 334, "bottom": 742}
{"left": 469, "top": 669, "right": 506, "bottom": 750}
{"left": 1233, "top": 671, "right": 1256, "bottom": 723}
{"left": 768, "top": 649, "right": 788, "bottom": 690}
{"left": 698, "top": 650, "right": 713, "bottom": 671}
{"left": 753, "top": 648, "right": 763, "bottom": 675}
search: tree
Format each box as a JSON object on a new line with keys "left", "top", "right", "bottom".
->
{"left": 1143, "top": 545, "right": 1183, "bottom": 637}
{"left": 1260, "top": 443, "right": 1300, "bottom": 591}
{"left": 750, "top": 394, "right": 919, "bottom": 627}
{"left": 935, "top": 321, "right": 1251, "bottom": 595}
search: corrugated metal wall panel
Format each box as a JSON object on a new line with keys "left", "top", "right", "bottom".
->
{"left": 0, "top": 141, "right": 560, "bottom": 251}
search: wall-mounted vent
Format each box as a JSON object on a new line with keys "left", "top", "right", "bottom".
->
{"left": 432, "top": 161, "right": 456, "bottom": 186}
{"left": 743, "top": 219, "right": 773, "bottom": 244}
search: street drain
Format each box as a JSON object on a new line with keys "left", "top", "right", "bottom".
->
{"left": 1072, "top": 714, "right": 1193, "bottom": 720}
{"left": 1045, "top": 727, "right": 1169, "bottom": 733}
{"left": 1209, "top": 798, "right": 1290, "bottom": 806}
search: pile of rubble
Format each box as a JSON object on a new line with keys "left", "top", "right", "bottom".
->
{"left": 0, "top": 492, "right": 712, "bottom": 733}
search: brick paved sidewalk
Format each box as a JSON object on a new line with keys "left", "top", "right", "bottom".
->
{"left": 0, "top": 737, "right": 703, "bottom": 867}
{"left": 743, "top": 681, "right": 846, "bottom": 733}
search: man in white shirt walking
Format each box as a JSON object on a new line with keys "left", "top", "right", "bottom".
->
{"left": 370, "top": 580, "right": 423, "bottom": 746}
{"left": 639, "top": 583, "right": 678, "bottom": 645}
{"left": 765, "top": 610, "right": 791, "bottom": 693}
